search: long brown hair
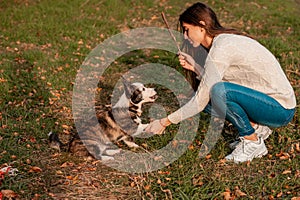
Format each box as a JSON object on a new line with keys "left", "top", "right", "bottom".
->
{"left": 179, "top": 2, "right": 251, "bottom": 90}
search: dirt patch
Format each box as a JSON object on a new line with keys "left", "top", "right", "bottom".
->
{"left": 42, "top": 153, "right": 141, "bottom": 199}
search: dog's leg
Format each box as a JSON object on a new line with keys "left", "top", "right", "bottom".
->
{"left": 131, "top": 123, "right": 148, "bottom": 136}
{"left": 132, "top": 123, "right": 155, "bottom": 138}
{"left": 101, "top": 155, "right": 115, "bottom": 161}
{"left": 95, "top": 142, "right": 120, "bottom": 160}
{"left": 118, "top": 135, "right": 139, "bottom": 148}
{"left": 105, "top": 148, "right": 122, "bottom": 155}
{"left": 123, "top": 140, "right": 139, "bottom": 148}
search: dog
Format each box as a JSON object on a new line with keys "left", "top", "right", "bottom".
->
{"left": 49, "top": 78, "right": 157, "bottom": 161}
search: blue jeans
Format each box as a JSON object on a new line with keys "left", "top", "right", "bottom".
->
{"left": 204, "top": 82, "right": 295, "bottom": 137}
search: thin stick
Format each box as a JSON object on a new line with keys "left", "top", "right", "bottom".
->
{"left": 161, "top": 12, "right": 182, "bottom": 53}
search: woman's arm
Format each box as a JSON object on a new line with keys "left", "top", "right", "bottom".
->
{"left": 145, "top": 40, "right": 230, "bottom": 133}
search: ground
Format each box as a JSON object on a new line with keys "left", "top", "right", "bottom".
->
{"left": 0, "top": 0, "right": 299, "bottom": 199}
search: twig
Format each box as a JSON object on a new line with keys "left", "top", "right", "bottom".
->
{"left": 161, "top": 12, "right": 182, "bottom": 53}
{"left": 286, "top": 69, "right": 300, "bottom": 77}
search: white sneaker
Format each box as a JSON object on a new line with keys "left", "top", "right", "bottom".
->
{"left": 229, "top": 125, "right": 272, "bottom": 149}
{"left": 225, "top": 137, "right": 268, "bottom": 163}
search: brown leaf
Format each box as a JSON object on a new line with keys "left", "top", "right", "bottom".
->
{"left": 291, "top": 197, "right": 300, "bottom": 200}
{"left": 62, "top": 124, "right": 70, "bottom": 130}
{"left": 56, "top": 170, "right": 63, "bottom": 175}
{"left": 277, "top": 191, "right": 283, "bottom": 198}
{"left": 222, "top": 188, "right": 232, "bottom": 200}
{"left": 282, "top": 170, "right": 292, "bottom": 175}
{"left": 60, "top": 162, "right": 74, "bottom": 168}
{"left": 144, "top": 185, "right": 151, "bottom": 191}
{"left": 29, "top": 166, "right": 42, "bottom": 173}
{"left": 295, "top": 143, "right": 300, "bottom": 153}
{"left": 157, "top": 179, "right": 162, "bottom": 184}
{"left": 269, "top": 195, "right": 274, "bottom": 200}
{"left": 130, "top": 182, "right": 135, "bottom": 187}
{"left": 276, "top": 152, "right": 290, "bottom": 160}
{"left": 234, "top": 186, "right": 247, "bottom": 197}
{"left": 1, "top": 189, "right": 18, "bottom": 198}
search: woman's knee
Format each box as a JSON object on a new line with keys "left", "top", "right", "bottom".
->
{"left": 210, "top": 82, "right": 227, "bottom": 98}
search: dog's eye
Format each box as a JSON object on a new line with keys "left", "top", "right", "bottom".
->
{"left": 142, "top": 88, "right": 145, "bottom": 91}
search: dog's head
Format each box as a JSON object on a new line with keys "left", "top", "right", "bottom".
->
{"left": 123, "top": 78, "right": 157, "bottom": 106}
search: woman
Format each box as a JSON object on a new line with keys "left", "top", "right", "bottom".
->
{"left": 145, "top": 2, "right": 296, "bottom": 163}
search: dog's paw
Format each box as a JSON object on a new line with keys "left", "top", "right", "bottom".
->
{"left": 105, "top": 148, "right": 121, "bottom": 156}
{"left": 125, "top": 141, "right": 140, "bottom": 149}
{"left": 101, "top": 155, "right": 115, "bottom": 161}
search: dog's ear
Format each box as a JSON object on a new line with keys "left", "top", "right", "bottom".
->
{"left": 122, "top": 77, "right": 133, "bottom": 98}
{"left": 131, "top": 89, "right": 143, "bottom": 104}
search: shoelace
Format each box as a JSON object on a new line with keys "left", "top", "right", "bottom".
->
{"left": 233, "top": 137, "right": 245, "bottom": 154}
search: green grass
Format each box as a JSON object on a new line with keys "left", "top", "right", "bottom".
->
{"left": 0, "top": 0, "right": 299, "bottom": 199}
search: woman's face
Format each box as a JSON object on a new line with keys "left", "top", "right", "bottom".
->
{"left": 182, "top": 22, "right": 205, "bottom": 47}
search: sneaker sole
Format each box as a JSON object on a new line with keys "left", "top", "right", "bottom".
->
{"left": 226, "top": 147, "right": 268, "bottom": 163}
{"left": 255, "top": 149, "right": 268, "bottom": 158}
{"left": 244, "top": 148, "right": 268, "bottom": 163}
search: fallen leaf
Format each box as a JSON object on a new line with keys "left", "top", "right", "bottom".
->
{"left": 130, "top": 182, "right": 135, "bottom": 187}
{"left": 1, "top": 189, "right": 18, "bottom": 198}
{"left": 282, "top": 170, "right": 292, "bottom": 175}
{"left": 78, "top": 39, "right": 84, "bottom": 45}
{"left": 234, "top": 186, "right": 247, "bottom": 197}
{"left": 60, "top": 162, "right": 74, "bottom": 168}
{"left": 277, "top": 191, "right": 283, "bottom": 198}
{"left": 172, "top": 140, "right": 178, "bottom": 148}
{"left": 56, "top": 170, "right": 63, "bottom": 175}
{"left": 48, "top": 193, "right": 55, "bottom": 197}
{"left": 66, "top": 175, "right": 73, "bottom": 180}
{"left": 62, "top": 124, "right": 69, "bottom": 130}
{"left": 144, "top": 185, "right": 151, "bottom": 191}
{"left": 295, "top": 143, "right": 300, "bottom": 152}
{"left": 33, "top": 193, "right": 41, "bottom": 200}
{"left": 158, "top": 170, "right": 171, "bottom": 175}
{"left": 276, "top": 152, "right": 290, "bottom": 160}
{"left": 72, "top": 175, "right": 80, "bottom": 185}
{"left": 29, "top": 166, "right": 42, "bottom": 173}
{"left": 291, "top": 197, "right": 300, "bottom": 200}
{"left": 222, "top": 188, "right": 232, "bottom": 200}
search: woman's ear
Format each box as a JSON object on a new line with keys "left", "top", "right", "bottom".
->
{"left": 199, "top": 20, "right": 206, "bottom": 26}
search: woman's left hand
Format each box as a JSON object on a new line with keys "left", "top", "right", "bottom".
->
{"left": 144, "top": 119, "right": 166, "bottom": 135}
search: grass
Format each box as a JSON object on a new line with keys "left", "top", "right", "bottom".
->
{"left": 0, "top": 0, "right": 299, "bottom": 199}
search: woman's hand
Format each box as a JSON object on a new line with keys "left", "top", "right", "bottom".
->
{"left": 144, "top": 118, "right": 171, "bottom": 135}
{"left": 178, "top": 52, "right": 204, "bottom": 77}
{"left": 178, "top": 52, "right": 196, "bottom": 72}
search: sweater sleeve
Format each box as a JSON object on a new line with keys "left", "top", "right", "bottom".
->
{"left": 167, "top": 46, "right": 230, "bottom": 124}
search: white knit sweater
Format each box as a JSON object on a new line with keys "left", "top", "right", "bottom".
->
{"left": 168, "top": 34, "right": 296, "bottom": 124}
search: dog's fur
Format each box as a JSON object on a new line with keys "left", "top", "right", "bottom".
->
{"left": 50, "top": 79, "right": 157, "bottom": 161}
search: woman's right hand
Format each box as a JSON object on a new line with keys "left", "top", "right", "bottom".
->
{"left": 178, "top": 52, "right": 196, "bottom": 72}
{"left": 178, "top": 52, "right": 203, "bottom": 77}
